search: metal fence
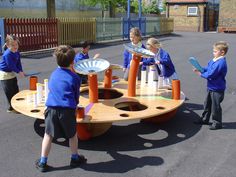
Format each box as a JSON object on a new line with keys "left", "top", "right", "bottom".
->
{"left": 58, "top": 18, "right": 96, "bottom": 45}
{"left": 96, "top": 18, "right": 123, "bottom": 41}
{"left": 146, "top": 17, "right": 161, "bottom": 35}
{"left": 0, "top": 17, "right": 173, "bottom": 53}
{"left": 123, "top": 17, "right": 146, "bottom": 39}
{"left": 3, "top": 18, "right": 58, "bottom": 52}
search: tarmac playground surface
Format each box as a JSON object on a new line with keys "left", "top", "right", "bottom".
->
{"left": 0, "top": 32, "right": 236, "bottom": 177}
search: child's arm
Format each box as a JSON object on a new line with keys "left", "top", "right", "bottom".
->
{"left": 93, "top": 53, "right": 100, "bottom": 59}
{"left": 123, "top": 50, "right": 130, "bottom": 69}
{"left": 142, "top": 58, "right": 155, "bottom": 66}
{"left": 159, "top": 52, "right": 172, "bottom": 67}
{"left": 201, "top": 61, "right": 226, "bottom": 80}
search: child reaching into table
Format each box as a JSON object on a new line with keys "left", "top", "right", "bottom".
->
{"left": 0, "top": 35, "right": 25, "bottom": 113}
{"left": 74, "top": 41, "right": 100, "bottom": 84}
{"left": 36, "top": 45, "right": 86, "bottom": 172}
{"left": 141, "top": 37, "right": 177, "bottom": 89}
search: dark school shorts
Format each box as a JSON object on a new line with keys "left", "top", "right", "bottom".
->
{"left": 44, "top": 107, "right": 77, "bottom": 139}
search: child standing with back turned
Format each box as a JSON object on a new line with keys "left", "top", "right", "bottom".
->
{"left": 0, "top": 35, "right": 25, "bottom": 113}
{"left": 36, "top": 45, "right": 86, "bottom": 172}
{"left": 194, "top": 41, "right": 228, "bottom": 130}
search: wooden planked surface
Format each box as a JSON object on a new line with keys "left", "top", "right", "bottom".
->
{"left": 11, "top": 80, "right": 185, "bottom": 123}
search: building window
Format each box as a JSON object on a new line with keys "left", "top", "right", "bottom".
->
{"left": 187, "top": 7, "right": 198, "bottom": 16}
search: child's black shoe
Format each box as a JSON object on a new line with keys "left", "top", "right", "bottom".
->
{"left": 209, "top": 123, "right": 222, "bottom": 130}
{"left": 35, "top": 159, "right": 50, "bottom": 172}
{"left": 70, "top": 155, "right": 87, "bottom": 168}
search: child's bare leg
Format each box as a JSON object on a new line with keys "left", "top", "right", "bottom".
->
{"left": 69, "top": 133, "right": 87, "bottom": 167}
{"left": 41, "top": 133, "right": 53, "bottom": 157}
{"left": 69, "top": 133, "right": 78, "bottom": 155}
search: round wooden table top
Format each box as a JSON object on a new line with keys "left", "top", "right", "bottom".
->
{"left": 11, "top": 80, "right": 185, "bottom": 123}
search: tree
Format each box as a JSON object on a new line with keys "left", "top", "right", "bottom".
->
{"left": 143, "top": 1, "right": 160, "bottom": 15}
{"left": 81, "top": 0, "right": 127, "bottom": 17}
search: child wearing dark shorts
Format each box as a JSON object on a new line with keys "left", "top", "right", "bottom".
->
{"left": 35, "top": 45, "right": 86, "bottom": 172}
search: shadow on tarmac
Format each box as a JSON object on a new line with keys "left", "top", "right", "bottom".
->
{"left": 34, "top": 102, "right": 202, "bottom": 151}
{"left": 45, "top": 151, "right": 164, "bottom": 173}
{"left": 33, "top": 102, "right": 205, "bottom": 173}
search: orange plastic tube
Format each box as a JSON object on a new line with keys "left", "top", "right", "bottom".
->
{"left": 88, "top": 74, "right": 98, "bottom": 103}
{"left": 76, "top": 124, "right": 91, "bottom": 140}
{"left": 76, "top": 106, "right": 85, "bottom": 119}
{"left": 128, "top": 54, "right": 141, "bottom": 97}
{"left": 104, "top": 68, "right": 112, "bottom": 88}
{"left": 29, "top": 76, "right": 38, "bottom": 90}
{"left": 172, "top": 79, "right": 181, "bottom": 100}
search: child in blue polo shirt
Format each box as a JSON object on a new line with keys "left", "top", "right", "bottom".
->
{"left": 193, "top": 41, "right": 228, "bottom": 130}
{"left": 141, "top": 37, "right": 177, "bottom": 88}
{"left": 74, "top": 41, "right": 100, "bottom": 84}
{"left": 123, "top": 27, "right": 145, "bottom": 81}
{"left": 0, "top": 35, "right": 25, "bottom": 113}
{"left": 36, "top": 45, "right": 86, "bottom": 172}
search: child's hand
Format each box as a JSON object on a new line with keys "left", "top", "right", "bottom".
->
{"left": 123, "top": 68, "right": 126, "bottom": 72}
{"left": 93, "top": 53, "right": 100, "bottom": 59}
{"left": 155, "top": 61, "right": 160, "bottom": 64}
{"left": 19, "top": 71, "right": 25, "bottom": 78}
{"left": 139, "top": 62, "right": 143, "bottom": 65}
{"left": 193, "top": 68, "right": 201, "bottom": 76}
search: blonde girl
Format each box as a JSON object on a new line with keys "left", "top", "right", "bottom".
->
{"left": 0, "top": 35, "right": 25, "bottom": 112}
{"left": 142, "top": 37, "right": 177, "bottom": 89}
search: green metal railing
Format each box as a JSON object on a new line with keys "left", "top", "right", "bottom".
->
{"left": 96, "top": 18, "right": 123, "bottom": 41}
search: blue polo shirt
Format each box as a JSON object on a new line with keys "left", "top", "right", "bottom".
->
{"left": 201, "top": 57, "right": 227, "bottom": 92}
{"left": 46, "top": 67, "right": 81, "bottom": 109}
{"left": 74, "top": 52, "right": 89, "bottom": 63}
{"left": 0, "top": 49, "right": 23, "bottom": 73}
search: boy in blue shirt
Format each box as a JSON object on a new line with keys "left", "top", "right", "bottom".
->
{"left": 194, "top": 41, "right": 228, "bottom": 130}
{"left": 36, "top": 45, "right": 86, "bottom": 172}
{"left": 74, "top": 41, "right": 100, "bottom": 84}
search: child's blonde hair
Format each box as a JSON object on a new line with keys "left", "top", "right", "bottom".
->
{"left": 129, "top": 27, "right": 142, "bottom": 42}
{"left": 146, "top": 38, "right": 162, "bottom": 49}
{"left": 213, "top": 41, "right": 229, "bottom": 55}
{"left": 3, "top": 35, "right": 20, "bottom": 51}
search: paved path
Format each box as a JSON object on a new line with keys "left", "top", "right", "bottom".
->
{"left": 0, "top": 32, "right": 236, "bottom": 177}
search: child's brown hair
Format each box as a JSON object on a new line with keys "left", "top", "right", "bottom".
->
{"left": 54, "top": 45, "right": 75, "bottom": 67}
{"left": 129, "top": 27, "right": 142, "bottom": 42}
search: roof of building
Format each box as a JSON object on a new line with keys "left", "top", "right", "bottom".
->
{"left": 166, "top": 0, "right": 207, "bottom": 3}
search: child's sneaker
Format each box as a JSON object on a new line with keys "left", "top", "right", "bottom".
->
{"left": 70, "top": 155, "right": 87, "bottom": 168}
{"left": 35, "top": 159, "right": 50, "bottom": 172}
{"left": 7, "top": 108, "right": 20, "bottom": 114}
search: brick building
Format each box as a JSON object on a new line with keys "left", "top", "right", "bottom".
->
{"left": 166, "top": 0, "right": 219, "bottom": 32}
{"left": 218, "top": 0, "right": 236, "bottom": 33}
